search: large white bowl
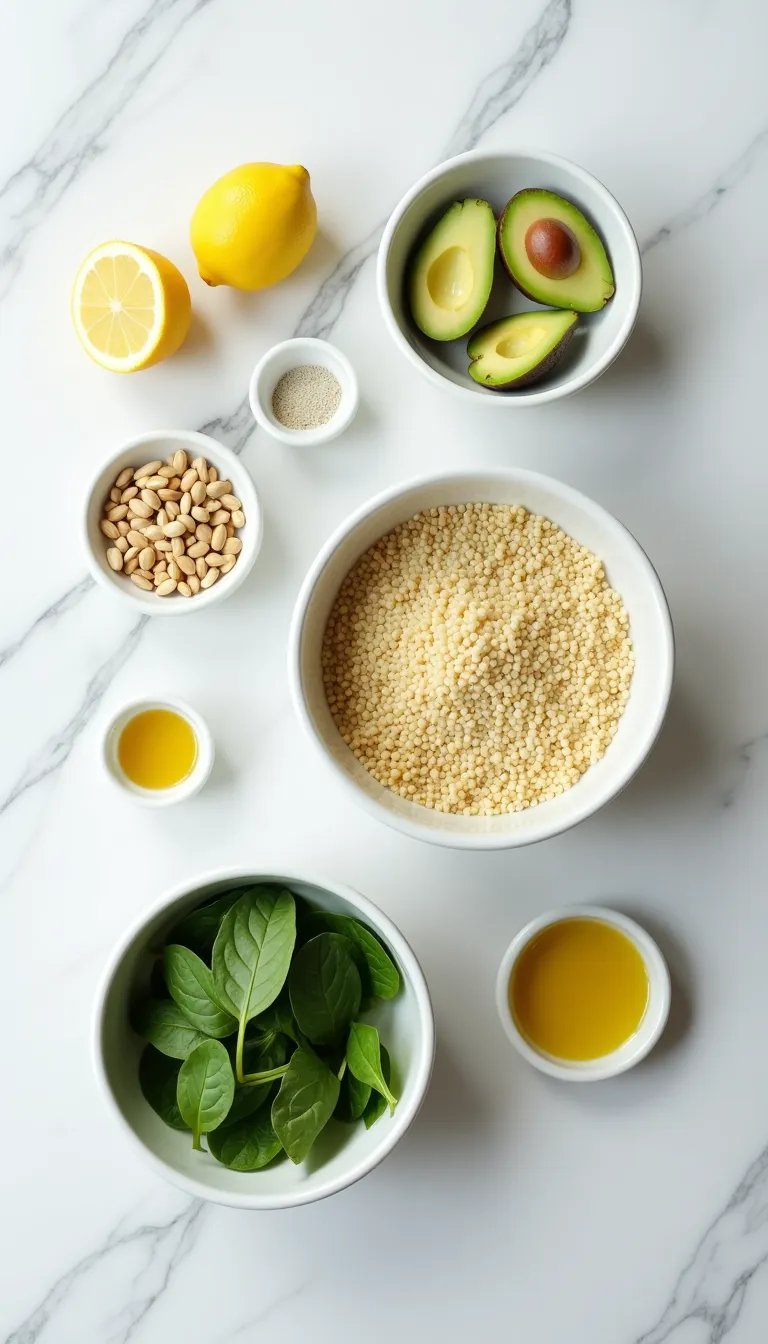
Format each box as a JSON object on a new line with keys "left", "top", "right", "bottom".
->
{"left": 289, "top": 469, "right": 674, "bottom": 850}
{"left": 377, "top": 149, "right": 642, "bottom": 405}
{"left": 93, "top": 867, "right": 435, "bottom": 1210}
{"left": 83, "top": 430, "right": 263, "bottom": 615}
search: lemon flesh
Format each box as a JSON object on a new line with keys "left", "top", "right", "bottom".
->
{"left": 191, "top": 162, "right": 317, "bottom": 290}
{"left": 71, "top": 242, "right": 191, "bottom": 373}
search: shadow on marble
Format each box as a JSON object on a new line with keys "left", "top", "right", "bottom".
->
{"left": 173, "top": 307, "right": 216, "bottom": 364}
{"left": 606, "top": 685, "right": 718, "bottom": 819}
{"left": 403, "top": 1038, "right": 493, "bottom": 1153}
{"left": 588, "top": 317, "right": 669, "bottom": 399}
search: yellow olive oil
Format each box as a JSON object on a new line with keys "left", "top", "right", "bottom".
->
{"left": 510, "top": 918, "right": 649, "bottom": 1061}
{"left": 118, "top": 708, "right": 197, "bottom": 791}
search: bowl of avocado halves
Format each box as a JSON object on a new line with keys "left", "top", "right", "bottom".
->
{"left": 377, "top": 148, "right": 642, "bottom": 405}
{"left": 93, "top": 868, "right": 435, "bottom": 1209}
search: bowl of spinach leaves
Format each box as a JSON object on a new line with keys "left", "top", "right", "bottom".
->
{"left": 93, "top": 868, "right": 435, "bottom": 1208}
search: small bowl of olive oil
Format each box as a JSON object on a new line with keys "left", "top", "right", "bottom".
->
{"left": 495, "top": 907, "right": 670, "bottom": 1082}
{"left": 103, "top": 698, "right": 214, "bottom": 806}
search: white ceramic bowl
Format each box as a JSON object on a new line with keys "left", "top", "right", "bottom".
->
{"left": 289, "top": 468, "right": 674, "bottom": 850}
{"left": 495, "top": 906, "right": 671, "bottom": 1081}
{"left": 102, "top": 697, "right": 214, "bottom": 807}
{"left": 84, "top": 430, "right": 263, "bottom": 615}
{"left": 377, "top": 149, "right": 642, "bottom": 405}
{"left": 93, "top": 867, "right": 435, "bottom": 1210}
{"left": 248, "top": 337, "right": 359, "bottom": 445}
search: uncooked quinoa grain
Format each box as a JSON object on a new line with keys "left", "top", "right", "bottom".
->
{"left": 322, "top": 503, "right": 634, "bottom": 816}
{"left": 272, "top": 365, "right": 342, "bottom": 430}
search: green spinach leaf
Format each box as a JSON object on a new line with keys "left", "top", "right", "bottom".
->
{"left": 289, "top": 933, "right": 362, "bottom": 1045}
{"left": 208, "top": 1107, "right": 283, "bottom": 1171}
{"left": 176, "top": 1039, "right": 235, "bottom": 1150}
{"left": 309, "top": 914, "right": 400, "bottom": 1000}
{"left": 335, "top": 1067, "right": 371, "bottom": 1123}
{"left": 163, "top": 945, "right": 237, "bottom": 1038}
{"left": 212, "top": 887, "right": 296, "bottom": 1083}
{"left": 363, "top": 1045, "right": 391, "bottom": 1130}
{"left": 346, "top": 1023, "right": 398, "bottom": 1115}
{"left": 138, "top": 1047, "right": 189, "bottom": 1130}
{"left": 168, "top": 890, "right": 243, "bottom": 956}
{"left": 271, "top": 1048, "right": 340, "bottom": 1163}
{"left": 226, "top": 1037, "right": 289, "bottom": 1124}
{"left": 133, "top": 999, "right": 208, "bottom": 1060}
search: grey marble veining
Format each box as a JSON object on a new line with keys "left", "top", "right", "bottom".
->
{"left": 641, "top": 125, "right": 768, "bottom": 255}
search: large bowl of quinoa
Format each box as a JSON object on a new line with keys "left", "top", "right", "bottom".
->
{"left": 289, "top": 469, "right": 673, "bottom": 850}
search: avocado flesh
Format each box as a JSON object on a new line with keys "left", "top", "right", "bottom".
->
{"left": 498, "top": 190, "right": 614, "bottom": 312}
{"left": 409, "top": 199, "right": 496, "bottom": 341}
{"left": 467, "top": 310, "right": 577, "bottom": 390}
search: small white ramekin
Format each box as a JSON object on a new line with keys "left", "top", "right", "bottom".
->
{"left": 248, "top": 337, "right": 358, "bottom": 446}
{"left": 102, "top": 697, "right": 214, "bottom": 807}
{"left": 84, "top": 430, "right": 263, "bottom": 616}
{"left": 495, "top": 906, "right": 671, "bottom": 1082}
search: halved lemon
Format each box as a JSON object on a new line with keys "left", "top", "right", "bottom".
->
{"left": 71, "top": 241, "right": 191, "bottom": 373}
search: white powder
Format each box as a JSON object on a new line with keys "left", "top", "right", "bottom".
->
{"left": 272, "top": 364, "right": 342, "bottom": 431}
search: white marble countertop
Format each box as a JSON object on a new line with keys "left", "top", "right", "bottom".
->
{"left": 2, "top": 0, "right": 768, "bottom": 1339}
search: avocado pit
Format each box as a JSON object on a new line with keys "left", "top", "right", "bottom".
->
{"left": 525, "top": 219, "right": 580, "bottom": 280}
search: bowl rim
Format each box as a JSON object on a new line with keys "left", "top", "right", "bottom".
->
{"left": 92, "top": 865, "right": 436, "bottom": 1210}
{"left": 248, "top": 337, "right": 359, "bottom": 446}
{"left": 494, "top": 904, "right": 671, "bottom": 1081}
{"left": 83, "top": 429, "right": 263, "bottom": 616}
{"left": 288, "top": 466, "right": 675, "bottom": 850}
{"left": 376, "top": 147, "right": 643, "bottom": 406}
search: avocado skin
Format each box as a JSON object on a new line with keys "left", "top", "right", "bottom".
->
{"left": 471, "top": 327, "right": 575, "bottom": 391}
{"left": 497, "top": 189, "right": 614, "bottom": 312}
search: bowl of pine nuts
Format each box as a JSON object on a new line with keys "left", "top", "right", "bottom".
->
{"left": 84, "top": 430, "right": 262, "bottom": 614}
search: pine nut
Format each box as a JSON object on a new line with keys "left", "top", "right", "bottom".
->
{"left": 124, "top": 546, "right": 139, "bottom": 562}
{"left": 141, "top": 489, "right": 162, "bottom": 510}
{"left": 115, "top": 536, "right": 130, "bottom": 554}
{"left": 208, "top": 465, "right": 219, "bottom": 483}
{"left": 220, "top": 556, "right": 237, "bottom": 574}
{"left": 206, "top": 553, "right": 228, "bottom": 568}
{"left": 231, "top": 510, "right": 245, "bottom": 528}
{"left": 225, "top": 523, "right": 235, "bottom": 537}
{"left": 144, "top": 475, "right": 167, "bottom": 489}
{"left": 196, "top": 557, "right": 208, "bottom": 579}
{"left": 178, "top": 581, "right": 192, "bottom": 597}
{"left": 117, "top": 521, "right": 131, "bottom": 536}
{"left": 143, "top": 525, "right": 164, "bottom": 542}
{"left": 158, "top": 488, "right": 181, "bottom": 502}
{"left": 157, "top": 578, "right": 177, "bottom": 596}
{"left": 133, "top": 460, "right": 162, "bottom": 480}
{"left": 179, "top": 513, "right": 196, "bottom": 532}
{"left": 191, "top": 506, "right": 210, "bottom": 524}
{"left": 124, "top": 555, "right": 140, "bottom": 575}
{"left": 164, "top": 520, "right": 186, "bottom": 537}
{"left": 196, "top": 523, "right": 212, "bottom": 544}
{"left": 156, "top": 509, "right": 168, "bottom": 528}
{"left": 180, "top": 469, "right": 198, "bottom": 493}
{"left": 100, "top": 520, "right": 119, "bottom": 540}
{"left": 220, "top": 495, "right": 241, "bottom": 511}
{"left": 177, "top": 554, "right": 196, "bottom": 576}
{"left": 157, "top": 465, "right": 176, "bottom": 480}
{"left": 188, "top": 574, "right": 201, "bottom": 594}
{"left": 206, "top": 479, "right": 230, "bottom": 500}
{"left": 168, "top": 561, "right": 181, "bottom": 582}
{"left": 192, "top": 457, "right": 209, "bottom": 484}
{"left": 139, "top": 547, "right": 156, "bottom": 571}
{"left": 223, "top": 536, "right": 242, "bottom": 555}
{"left": 127, "top": 529, "right": 146, "bottom": 548}
{"left": 110, "top": 487, "right": 122, "bottom": 503}
{"left": 209, "top": 509, "right": 230, "bottom": 526}
{"left": 201, "top": 568, "right": 219, "bottom": 589}
{"left": 180, "top": 492, "right": 192, "bottom": 515}
{"left": 191, "top": 481, "right": 207, "bottom": 505}
{"left": 129, "top": 498, "right": 153, "bottom": 519}
{"left": 107, "top": 504, "right": 128, "bottom": 522}
{"left": 130, "top": 572, "right": 153, "bottom": 591}
{"left": 211, "top": 524, "right": 227, "bottom": 552}
{"left": 165, "top": 501, "right": 180, "bottom": 520}
{"left": 171, "top": 536, "right": 185, "bottom": 558}
{"left": 188, "top": 540, "right": 209, "bottom": 558}
{"left": 121, "top": 486, "right": 138, "bottom": 502}
{"left": 106, "top": 547, "right": 123, "bottom": 571}
{"left": 173, "top": 450, "right": 187, "bottom": 474}
{"left": 155, "top": 539, "right": 173, "bottom": 552}
{"left": 115, "top": 467, "right": 134, "bottom": 489}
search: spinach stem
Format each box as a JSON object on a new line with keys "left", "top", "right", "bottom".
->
{"left": 337, "top": 1058, "right": 347, "bottom": 1082}
{"left": 241, "top": 1064, "right": 289, "bottom": 1085}
{"left": 235, "top": 1014, "right": 247, "bottom": 1084}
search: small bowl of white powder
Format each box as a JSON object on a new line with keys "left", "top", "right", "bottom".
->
{"left": 249, "top": 337, "right": 359, "bottom": 446}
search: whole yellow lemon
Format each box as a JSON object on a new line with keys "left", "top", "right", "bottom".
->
{"left": 191, "top": 162, "right": 317, "bottom": 290}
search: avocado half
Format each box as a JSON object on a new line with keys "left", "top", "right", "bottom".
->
{"left": 467, "top": 310, "right": 578, "bottom": 390}
{"left": 498, "top": 190, "right": 614, "bottom": 313}
{"left": 408, "top": 199, "right": 496, "bottom": 341}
